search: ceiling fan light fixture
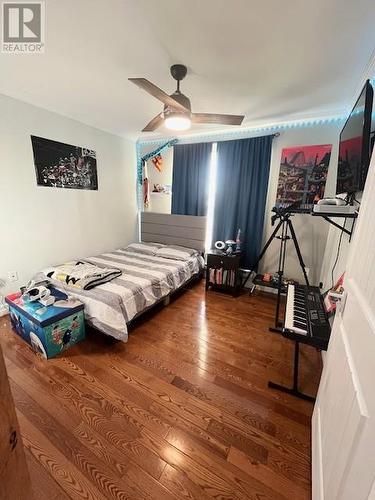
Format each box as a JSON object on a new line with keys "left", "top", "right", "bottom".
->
{"left": 164, "top": 113, "right": 191, "bottom": 131}
{"left": 129, "top": 64, "right": 244, "bottom": 132}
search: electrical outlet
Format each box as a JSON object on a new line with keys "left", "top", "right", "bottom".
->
{"left": 8, "top": 271, "right": 18, "bottom": 282}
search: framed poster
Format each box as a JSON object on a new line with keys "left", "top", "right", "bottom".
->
{"left": 276, "top": 144, "right": 332, "bottom": 212}
{"left": 31, "top": 135, "right": 98, "bottom": 190}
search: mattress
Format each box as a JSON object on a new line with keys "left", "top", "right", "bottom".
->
{"left": 38, "top": 247, "right": 204, "bottom": 341}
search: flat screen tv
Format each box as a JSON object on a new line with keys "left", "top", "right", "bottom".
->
{"left": 336, "top": 80, "right": 373, "bottom": 196}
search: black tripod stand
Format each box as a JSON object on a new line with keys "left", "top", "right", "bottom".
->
{"left": 244, "top": 206, "right": 310, "bottom": 332}
{"left": 244, "top": 206, "right": 315, "bottom": 401}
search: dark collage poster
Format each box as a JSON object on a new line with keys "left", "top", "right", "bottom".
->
{"left": 31, "top": 135, "right": 98, "bottom": 190}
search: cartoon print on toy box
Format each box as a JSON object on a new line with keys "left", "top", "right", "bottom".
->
{"left": 9, "top": 310, "right": 29, "bottom": 341}
{"left": 30, "top": 333, "right": 47, "bottom": 358}
{"left": 45, "top": 312, "right": 85, "bottom": 358}
{"left": 8, "top": 307, "right": 84, "bottom": 359}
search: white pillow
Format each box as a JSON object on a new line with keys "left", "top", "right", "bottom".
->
{"left": 155, "top": 245, "right": 199, "bottom": 261}
{"left": 124, "top": 242, "right": 165, "bottom": 256}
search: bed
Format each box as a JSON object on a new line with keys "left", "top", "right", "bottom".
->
{"left": 36, "top": 213, "right": 206, "bottom": 341}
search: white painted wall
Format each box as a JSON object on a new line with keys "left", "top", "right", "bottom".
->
{"left": 319, "top": 187, "right": 365, "bottom": 290}
{"left": 145, "top": 147, "right": 173, "bottom": 214}
{"left": 0, "top": 95, "right": 137, "bottom": 296}
{"left": 319, "top": 217, "right": 355, "bottom": 290}
{"left": 260, "top": 122, "right": 341, "bottom": 285}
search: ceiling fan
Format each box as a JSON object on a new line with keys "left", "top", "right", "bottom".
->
{"left": 129, "top": 64, "right": 244, "bottom": 132}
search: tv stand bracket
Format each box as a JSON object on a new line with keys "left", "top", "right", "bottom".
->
{"left": 311, "top": 212, "right": 358, "bottom": 241}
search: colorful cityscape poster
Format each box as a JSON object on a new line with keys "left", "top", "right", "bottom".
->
{"left": 275, "top": 144, "right": 332, "bottom": 212}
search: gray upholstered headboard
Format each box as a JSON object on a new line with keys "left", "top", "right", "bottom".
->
{"left": 141, "top": 212, "right": 207, "bottom": 253}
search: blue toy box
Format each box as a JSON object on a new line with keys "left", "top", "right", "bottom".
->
{"left": 5, "top": 287, "right": 85, "bottom": 359}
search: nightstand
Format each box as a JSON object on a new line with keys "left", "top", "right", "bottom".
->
{"left": 205, "top": 250, "right": 242, "bottom": 296}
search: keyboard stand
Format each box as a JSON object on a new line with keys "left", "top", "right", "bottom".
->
{"left": 268, "top": 341, "right": 315, "bottom": 402}
{"left": 269, "top": 325, "right": 284, "bottom": 335}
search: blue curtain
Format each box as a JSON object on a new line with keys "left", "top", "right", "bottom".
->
{"left": 212, "top": 135, "right": 273, "bottom": 269}
{"left": 172, "top": 142, "right": 212, "bottom": 216}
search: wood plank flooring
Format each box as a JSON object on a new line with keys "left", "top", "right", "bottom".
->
{"left": 0, "top": 282, "right": 322, "bottom": 500}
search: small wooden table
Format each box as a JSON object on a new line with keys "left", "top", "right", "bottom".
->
{"left": 205, "top": 250, "right": 242, "bottom": 297}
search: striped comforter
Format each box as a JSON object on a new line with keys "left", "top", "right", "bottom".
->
{"left": 39, "top": 248, "right": 204, "bottom": 341}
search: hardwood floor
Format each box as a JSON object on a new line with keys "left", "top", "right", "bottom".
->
{"left": 0, "top": 282, "right": 322, "bottom": 500}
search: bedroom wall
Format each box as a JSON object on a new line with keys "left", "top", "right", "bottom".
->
{"left": 0, "top": 94, "right": 137, "bottom": 296}
{"left": 319, "top": 186, "right": 365, "bottom": 290}
{"left": 319, "top": 218, "right": 354, "bottom": 291}
{"left": 259, "top": 122, "right": 341, "bottom": 285}
{"left": 143, "top": 146, "right": 173, "bottom": 214}
{"left": 137, "top": 122, "right": 341, "bottom": 285}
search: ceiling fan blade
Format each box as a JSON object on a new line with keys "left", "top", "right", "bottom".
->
{"left": 142, "top": 113, "right": 164, "bottom": 132}
{"left": 192, "top": 113, "right": 244, "bottom": 125}
{"left": 129, "top": 78, "right": 188, "bottom": 112}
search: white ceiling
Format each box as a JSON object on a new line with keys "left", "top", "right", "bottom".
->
{"left": 1, "top": 0, "right": 374, "bottom": 140}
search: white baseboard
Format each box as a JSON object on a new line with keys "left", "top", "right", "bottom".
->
{"left": 321, "top": 350, "right": 327, "bottom": 365}
{"left": 0, "top": 306, "right": 9, "bottom": 317}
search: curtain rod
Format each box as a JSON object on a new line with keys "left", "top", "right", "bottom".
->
{"left": 138, "top": 131, "right": 280, "bottom": 148}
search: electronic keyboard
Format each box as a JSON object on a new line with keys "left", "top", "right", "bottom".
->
{"left": 284, "top": 284, "right": 331, "bottom": 350}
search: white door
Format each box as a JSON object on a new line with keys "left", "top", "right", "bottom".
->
{"left": 0, "top": 341, "right": 31, "bottom": 499}
{"left": 312, "top": 151, "right": 375, "bottom": 500}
